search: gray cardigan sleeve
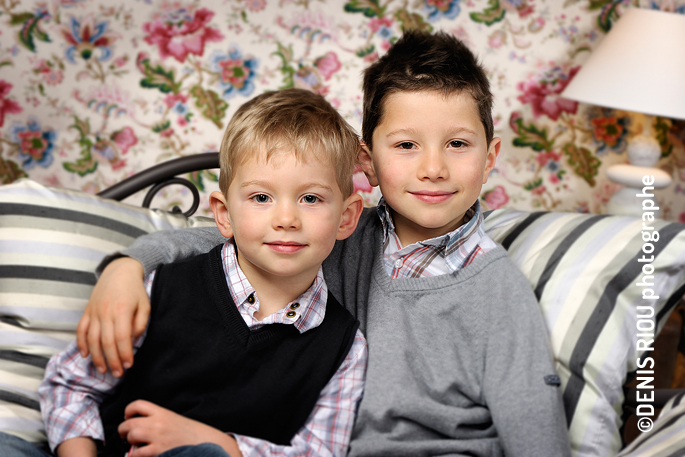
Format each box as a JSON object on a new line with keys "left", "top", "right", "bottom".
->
{"left": 481, "top": 263, "right": 571, "bottom": 456}
{"left": 96, "top": 226, "right": 227, "bottom": 276}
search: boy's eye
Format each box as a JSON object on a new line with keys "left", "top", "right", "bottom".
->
{"left": 397, "top": 142, "right": 415, "bottom": 150}
{"left": 449, "top": 140, "right": 467, "bottom": 148}
{"left": 301, "top": 195, "right": 320, "bottom": 204}
{"left": 252, "top": 194, "right": 271, "bottom": 203}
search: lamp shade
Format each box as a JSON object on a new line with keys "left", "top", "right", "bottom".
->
{"left": 561, "top": 8, "right": 685, "bottom": 121}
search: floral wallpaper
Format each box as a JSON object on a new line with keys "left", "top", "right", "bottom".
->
{"left": 1, "top": 0, "right": 684, "bottom": 221}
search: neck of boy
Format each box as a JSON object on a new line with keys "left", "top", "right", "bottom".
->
{"left": 391, "top": 209, "right": 466, "bottom": 247}
{"left": 235, "top": 250, "right": 318, "bottom": 322}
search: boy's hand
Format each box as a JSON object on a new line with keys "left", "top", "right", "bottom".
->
{"left": 55, "top": 436, "right": 97, "bottom": 457}
{"left": 119, "top": 400, "right": 242, "bottom": 457}
{"left": 76, "top": 257, "right": 149, "bottom": 377}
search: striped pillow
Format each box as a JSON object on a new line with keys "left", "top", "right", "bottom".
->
{"left": 0, "top": 179, "right": 215, "bottom": 445}
{"left": 484, "top": 209, "right": 685, "bottom": 457}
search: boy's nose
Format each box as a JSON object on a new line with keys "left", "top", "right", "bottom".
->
{"left": 273, "top": 203, "right": 300, "bottom": 230}
{"left": 418, "top": 149, "right": 449, "bottom": 181}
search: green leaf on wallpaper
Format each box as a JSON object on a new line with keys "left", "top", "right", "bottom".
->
{"left": 563, "top": 143, "right": 600, "bottom": 187}
{"left": 188, "top": 169, "right": 218, "bottom": 192}
{"left": 344, "top": 0, "right": 385, "bottom": 18}
{"left": 654, "top": 117, "right": 672, "bottom": 158}
{"left": 523, "top": 177, "right": 544, "bottom": 192}
{"left": 65, "top": 116, "right": 97, "bottom": 176}
{"left": 592, "top": 0, "right": 622, "bottom": 32}
{"left": 511, "top": 118, "right": 553, "bottom": 152}
{"left": 10, "top": 13, "right": 34, "bottom": 25}
{"left": 0, "top": 157, "right": 28, "bottom": 185}
{"left": 395, "top": 9, "right": 432, "bottom": 33}
{"left": 139, "top": 59, "right": 181, "bottom": 94}
{"left": 469, "top": 0, "right": 505, "bottom": 26}
{"left": 355, "top": 44, "right": 376, "bottom": 59}
{"left": 272, "top": 43, "right": 296, "bottom": 89}
{"left": 190, "top": 86, "right": 228, "bottom": 129}
{"left": 63, "top": 155, "right": 98, "bottom": 176}
{"left": 70, "top": 115, "right": 91, "bottom": 138}
{"left": 16, "top": 12, "right": 51, "bottom": 52}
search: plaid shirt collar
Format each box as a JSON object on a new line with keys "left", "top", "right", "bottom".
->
{"left": 377, "top": 197, "right": 488, "bottom": 274}
{"left": 221, "top": 240, "right": 327, "bottom": 333}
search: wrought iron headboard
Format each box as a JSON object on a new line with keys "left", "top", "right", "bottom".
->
{"left": 97, "top": 153, "right": 220, "bottom": 217}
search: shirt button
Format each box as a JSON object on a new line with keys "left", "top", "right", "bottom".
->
{"left": 290, "top": 303, "right": 300, "bottom": 310}
{"left": 247, "top": 294, "right": 255, "bottom": 304}
{"left": 394, "top": 259, "right": 402, "bottom": 268}
{"left": 286, "top": 311, "right": 297, "bottom": 318}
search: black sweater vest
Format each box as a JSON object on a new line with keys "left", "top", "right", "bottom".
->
{"left": 99, "top": 244, "right": 359, "bottom": 456}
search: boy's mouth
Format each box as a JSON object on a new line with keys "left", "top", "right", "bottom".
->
{"left": 265, "top": 241, "right": 307, "bottom": 253}
{"left": 410, "top": 190, "right": 455, "bottom": 203}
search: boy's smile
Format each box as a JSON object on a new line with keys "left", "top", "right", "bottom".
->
{"left": 360, "top": 90, "right": 500, "bottom": 247}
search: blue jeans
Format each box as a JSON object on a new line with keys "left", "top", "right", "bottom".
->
{"left": 0, "top": 432, "right": 52, "bottom": 456}
{"left": 159, "top": 443, "right": 231, "bottom": 457}
{"left": 0, "top": 431, "right": 229, "bottom": 457}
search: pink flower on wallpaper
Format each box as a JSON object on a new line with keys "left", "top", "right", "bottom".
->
{"left": 113, "top": 55, "right": 128, "bottom": 68}
{"left": 111, "top": 126, "right": 138, "bottom": 155}
{"left": 314, "top": 52, "right": 341, "bottom": 80}
{"left": 535, "top": 151, "right": 561, "bottom": 167}
{"left": 353, "top": 165, "right": 373, "bottom": 193}
{"left": 679, "top": 212, "right": 685, "bottom": 224}
{"left": 34, "top": 60, "right": 64, "bottom": 86}
{"left": 243, "top": 0, "right": 267, "bottom": 12}
{"left": 163, "top": 93, "right": 189, "bottom": 108}
{"left": 143, "top": 8, "right": 224, "bottom": 63}
{"left": 517, "top": 66, "right": 579, "bottom": 121}
{"left": 0, "top": 81, "right": 23, "bottom": 127}
{"left": 482, "top": 185, "right": 509, "bottom": 209}
{"left": 488, "top": 30, "right": 506, "bottom": 49}
{"left": 368, "top": 17, "right": 393, "bottom": 33}
{"left": 531, "top": 185, "right": 546, "bottom": 196}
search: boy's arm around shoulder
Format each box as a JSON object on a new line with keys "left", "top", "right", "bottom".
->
{"left": 480, "top": 254, "right": 571, "bottom": 457}
{"left": 78, "top": 226, "right": 226, "bottom": 374}
{"left": 97, "top": 225, "right": 226, "bottom": 277}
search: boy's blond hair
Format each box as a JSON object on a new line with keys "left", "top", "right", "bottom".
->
{"left": 219, "top": 88, "right": 360, "bottom": 197}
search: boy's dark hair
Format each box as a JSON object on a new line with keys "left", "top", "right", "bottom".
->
{"left": 362, "top": 30, "right": 494, "bottom": 150}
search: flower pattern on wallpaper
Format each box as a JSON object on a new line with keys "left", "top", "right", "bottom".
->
{"left": 0, "top": 0, "right": 683, "bottom": 221}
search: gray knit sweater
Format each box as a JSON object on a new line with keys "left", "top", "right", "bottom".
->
{"left": 119, "top": 208, "right": 571, "bottom": 456}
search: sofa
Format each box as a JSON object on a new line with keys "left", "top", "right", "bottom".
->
{"left": 1, "top": 155, "right": 684, "bottom": 456}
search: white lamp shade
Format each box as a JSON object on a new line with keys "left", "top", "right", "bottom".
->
{"left": 561, "top": 8, "right": 685, "bottom": 121}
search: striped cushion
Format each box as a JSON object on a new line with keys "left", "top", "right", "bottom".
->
{"left": 484, "top": 209, "right": 685, "bottom": 457}
{"left": 0, "top": 179, "right": 215, "bottom": 444}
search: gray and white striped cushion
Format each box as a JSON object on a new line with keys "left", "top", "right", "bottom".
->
{"left": 484, "top": 209, "right": 685, "bottom": 457}
{"left": 0, "top": 179, "right": 215, "bottom": 444}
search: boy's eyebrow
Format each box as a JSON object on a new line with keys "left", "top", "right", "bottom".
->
{"left": 385, "top": 126, "right": 479, "bottom": 138}
{"left": 240, "top": 179, "right": 335, "bottom": 192}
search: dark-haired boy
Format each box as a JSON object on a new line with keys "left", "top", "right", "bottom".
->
{"left": 78, "top": 31, "right": 571, "bottom": 456}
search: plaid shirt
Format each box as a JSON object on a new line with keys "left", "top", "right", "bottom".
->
{"left": 39, "top": 241, "right": 367, "bottom": 457}
{"left": 378, "top": 198, "right": 497, "bottom": 278}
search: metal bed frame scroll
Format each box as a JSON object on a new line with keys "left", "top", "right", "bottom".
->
{"left": 97, "top": 153, "right": 220, "bottom": 217}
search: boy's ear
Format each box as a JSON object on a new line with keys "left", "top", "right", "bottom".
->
{"left": 482, "top": 137, "right": 501, "bottom": 184}
{"left": 337, "top": 193, "right": 364, "bottom": 240}
{"left": 358, "top": 142, "right": 379, "bottom": 187}
{"left": 209, "top": 191, "right": 233, "bottom": 239}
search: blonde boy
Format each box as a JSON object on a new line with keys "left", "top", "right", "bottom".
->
{"left": 37, "top": 88, "right": 367, "bottom": 457}
{"left": 76, "top": 31, "right": 570, "bottom": 456}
